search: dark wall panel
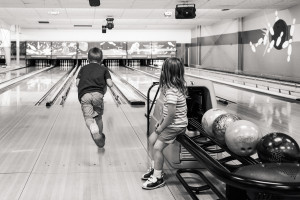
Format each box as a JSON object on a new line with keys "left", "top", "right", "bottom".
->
{"left": 243, "top": 42, "right": 300, "bottom": 82}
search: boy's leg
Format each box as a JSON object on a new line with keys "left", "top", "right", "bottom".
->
{"left": 81, "top": 93, "right": 100, "bottom": 136}
{"left": 94, "top": 115, "right": 103, "bottom": 134}
{"left": 91, "top": 92, "right": 105, "bottom": 147}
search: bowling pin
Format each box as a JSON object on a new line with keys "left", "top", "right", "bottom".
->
{"left": 263, "top": 30, "right": 269, "bottom": 45}
{"left": 267, "top": 40, "right": 274, "bottom": 53}
{"left": 276, "top": 31, "right": 283, "bottom": 47}
{"left": 268, "top": 23, "right": 274, "bottom": 36}
{"left": 282, "top": 41, "right": 289, "bottom": 49}
{"left": 275, "top": 10, "right": 279, "bottom": 22}
{"left": 255, "top": 38, "right": 263, "bottom": 47}
{"left": 290, "top": 18, "right": 296, "bottom": 38}
{"left": 288, "top": 44, "right": 292, "bottom": 57}
{"left": 250, "top": 41, "right": 256, "bottom": 52}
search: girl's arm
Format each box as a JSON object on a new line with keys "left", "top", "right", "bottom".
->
{"left": 156, "top": 103, "right": 176, "bottom": 133}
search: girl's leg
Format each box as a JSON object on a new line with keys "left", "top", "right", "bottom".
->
{"left": 153, "top": 140, "right": 168, "bottom": 172}
{"left": 142, "top": 139, "right": 168, "bottom": 189}
{"left": 141, "top": 131, "right": 159, "bottom": 180}
{"left": 148, "top": 131, "right": 159, "bottom": 160}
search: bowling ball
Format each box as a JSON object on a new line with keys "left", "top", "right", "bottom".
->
{"left": 225, "top": 120, "right": 262, "bottom": 156}
{"left": 257, "top": 132, "right": 300, "bottom": 163}
{"left": 212, "top": 113, "right": 241, "bottom": 144}
{"left": 201, "top": 108, "right": 227, "bottom": 137}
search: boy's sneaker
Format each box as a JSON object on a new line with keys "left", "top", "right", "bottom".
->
{"left": 141, "top": 168, "right": 154, "bottom": 180}
{"left": 89, "top": 123, "right": 99, "bottom": 135}
{"left": 142, "top": 175, "right": 165, "bottom": 190}
{"left": 96, "top": 133, "right": 106, "bottom": 148}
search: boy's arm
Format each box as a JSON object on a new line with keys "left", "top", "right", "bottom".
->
{"left": 106, "top": 78, "right": 113, "bottom": 88}
{"left": 156, "top": 103, "right": 176, "bottom": 133}
{"left": 76, "top": 67, "right": 82, "bottom": 87}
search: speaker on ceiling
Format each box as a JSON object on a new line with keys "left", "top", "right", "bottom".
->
{"left": 175, "top": 4, "right": 196, "bottom": 19}
{"left": 89, "top": 0, "right": 100, "bottom": 7}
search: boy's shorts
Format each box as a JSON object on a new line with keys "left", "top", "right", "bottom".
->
{"left": 157, "top": 127, "right": 186, "bottom": 144}
{"left": 80, "top": 92, "right": 104, "bottom": 119}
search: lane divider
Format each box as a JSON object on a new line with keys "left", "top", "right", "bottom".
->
{"left": 0, "top": 66, "right": 56, "bottom": 92}
{"left": 46, "top": 66, "right": 78, "bottom": 107}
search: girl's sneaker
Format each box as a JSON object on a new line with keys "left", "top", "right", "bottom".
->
{"left": 142, "top": 175, "right": 165, "bottom": 190}
{"left": 141, "top": 168, "right": 154, "bottom": 180}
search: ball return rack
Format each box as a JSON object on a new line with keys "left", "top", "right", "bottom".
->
{"left": 146, "top": 80, "right": 300, "bottom": 200}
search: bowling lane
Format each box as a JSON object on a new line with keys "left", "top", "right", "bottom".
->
{"left": 0, "top": 66, "right": 70, "bottom": 107}
{"left": 0, "top": 67, "right": 42, "bottom": 84}
{"left": 109, "top": 66, "right": 159, "bottom": 99}
{"left": 112, "top": 65, "right": 300, "bottom": 144}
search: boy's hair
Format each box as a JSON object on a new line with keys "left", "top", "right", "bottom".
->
{"left": 159, "top": 57, "right": 187, "bottom": 95}
{"left": 88, "top": 47, "right": 103, "bottom": 63}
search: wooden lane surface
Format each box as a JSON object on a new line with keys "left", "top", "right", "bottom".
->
{"left": 0, "top": 106, "right": 32, "bottom": 140}
{"left": 18, "top": 88, "right": 188, "bottom": 199}
{"left": 0, "top": 106, "right": 61, "bottom": 200}
{"left": 0, "top": 106, "right": 61, "bottom": 173}
{"left": 0, "top": 173, "right": 28, "bottom": 200}
{"left": 31, "top": 103, "right": 149, "bottom": 173}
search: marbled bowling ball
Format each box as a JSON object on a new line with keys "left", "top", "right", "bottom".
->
{"left": 225, "top": 120, "right": 262, "bottom": 156}
{"left": 201, "top": 108, "right": 227, "bottom": 137}
{"left": 257, "top": 132, "right": 300, "bottom": 163}
{"left": 212, "top": 113, "right": 241, "bottom": 144}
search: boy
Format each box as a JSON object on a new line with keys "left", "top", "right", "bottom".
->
{"left": 76, "top": 47, "right": 113, "bottom": 148}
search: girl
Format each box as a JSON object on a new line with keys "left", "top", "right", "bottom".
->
{"left": 142, "top": 57, "right": 188, "bottom": 190}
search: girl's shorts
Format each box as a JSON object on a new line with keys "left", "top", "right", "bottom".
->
{"left": 157, "top": 127, "right": 186, "bottom": 144}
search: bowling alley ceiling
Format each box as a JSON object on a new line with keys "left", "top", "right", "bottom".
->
{"left": 0, "top": 0, "right": 299, "bottom": 30}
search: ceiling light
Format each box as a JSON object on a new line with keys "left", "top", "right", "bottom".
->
{"left": 164, "top": 11, "right": 172, "bottom": 17}
{"left": 48, "top": 10, "right": 60, "bottom": 15}
{"left": 39, "top": 21, "right": 49, "bottom": 24}
{"left": 74, "top": 25, "right": 93, "bottom": 27}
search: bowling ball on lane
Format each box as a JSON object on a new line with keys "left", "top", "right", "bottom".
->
{"left": 212, "top": 113, "right": 241, "bottom": 144}
{"left": 257, "top": 132, "right": 300, "bottom": 163}
{"left": 225, "top": 120, "right": 262, "bottom": 156}
{"left": 201, "top": 108, "right": 227, "bottom": 137}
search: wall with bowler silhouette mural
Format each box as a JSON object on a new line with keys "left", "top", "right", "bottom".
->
{"left": 190, "top": 4, "right": 300, "bottom": 83}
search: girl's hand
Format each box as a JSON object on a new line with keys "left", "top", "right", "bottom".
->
{"left": 155, "top": 122, "right": 160, "bottom": 129}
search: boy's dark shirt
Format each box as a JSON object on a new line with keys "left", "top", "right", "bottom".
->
{"left": 77, "top": 63, "right": 111, "bottom": 102}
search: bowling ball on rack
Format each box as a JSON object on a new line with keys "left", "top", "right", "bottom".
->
{"left": 256, "top": 132, "right": 300, "bottom": 163}
{"left": 225, "top": 120, "right": 262, "bottom": 156}
{"left": 201, "top": 108, "right": 227, "bottom": 137}
{"left": 212, "top": 113, "right": 241, "bottom": 144}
